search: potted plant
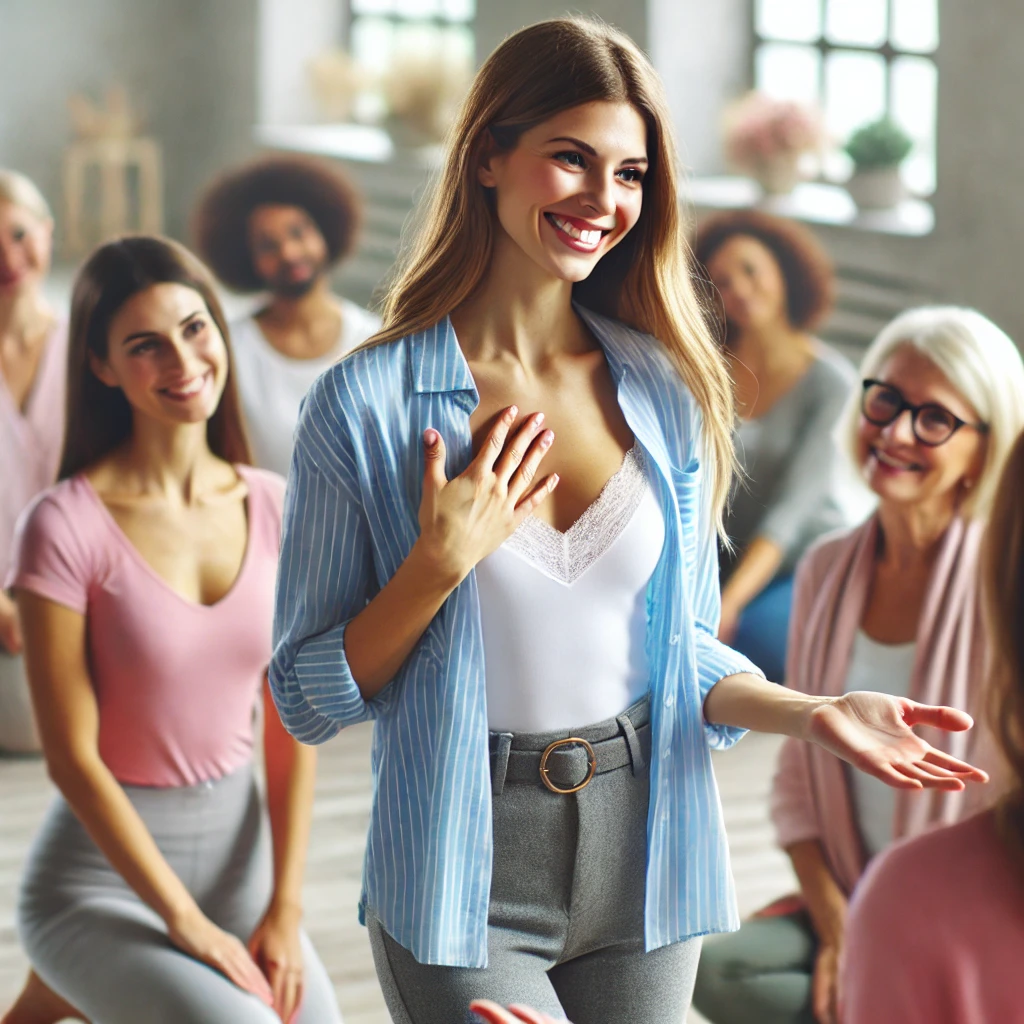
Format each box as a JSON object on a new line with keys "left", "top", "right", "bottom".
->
{"left": 843, "top": 118, "right": 914, "bottom": 210}
{"left": 722, "top": 92, "right": 825, "bottom": 197}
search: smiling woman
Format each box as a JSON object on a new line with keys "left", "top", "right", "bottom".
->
{"left": 267, "top": 18, "right": 995, "bottom": 1024}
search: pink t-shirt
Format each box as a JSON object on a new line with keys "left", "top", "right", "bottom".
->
{"left": 7, "top": 465, "right": 285, "bottom": 788}
{"left": 844, "top": 810, "right": 1024, "bottom": 1024}
{"left": 1, "top": 322, "right": 68, "bottom": 581}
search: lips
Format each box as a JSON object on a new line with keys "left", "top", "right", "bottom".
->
{"left": 872, "top": 448, "right": 925, "bottom": 472}
{"left": 160, "top": 373, "right": 210, "bottom": 401}
{"left": 544, "top": 213, "right": 613, "bottom": 253}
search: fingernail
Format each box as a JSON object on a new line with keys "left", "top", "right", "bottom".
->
{"left": 533, "top": 413, "right": 544, "bottom": 427}
{"left": 540, "top": 431, "right": 553, "bottom": 447}
{"left": 423, "top": 429, "right": 438, "bottom": 446}
{"left": 507, "top": 405, "right": 518, "bottom": 420}
{"left": 550, "top": 473, "right": 559, "bottom": 487}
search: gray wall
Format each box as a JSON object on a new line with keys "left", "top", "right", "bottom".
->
{"left": 0, "top": 0, "right": 259, "bottom": 245}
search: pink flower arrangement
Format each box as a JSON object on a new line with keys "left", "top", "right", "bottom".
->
{"left": 722, "top": 92, "right": 825, "bottom": 178}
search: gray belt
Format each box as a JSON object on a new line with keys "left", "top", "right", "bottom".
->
{"left": 489, "top": 698, "right": 651, "bottom": 797}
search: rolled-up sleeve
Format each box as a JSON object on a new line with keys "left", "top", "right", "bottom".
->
{"left": 270, "top": 396, "right": 384, "bottom": 744}
{"left": 679, "top": 409, "right": 765, "bottom": 750}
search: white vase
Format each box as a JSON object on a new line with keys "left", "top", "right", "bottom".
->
{"left": 845, "top": 166, "right": 906, "bottom": 210}
{"left": 750, "top": 155, "right": 802, "bottom": 196}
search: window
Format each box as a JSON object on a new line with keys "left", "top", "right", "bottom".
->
{"left": 754, "top": 0, "right": 938, "bottom": 194}
{"left": 349, "top": 0, "right": 475, "bottom": 77}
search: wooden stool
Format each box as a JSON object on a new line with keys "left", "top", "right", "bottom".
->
{"left": 62, "top": 136, "right": 163, "bottom": 256}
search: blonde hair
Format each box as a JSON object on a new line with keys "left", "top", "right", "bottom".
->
{"left": 364, "top": 16, "right": 736, "bottom": 532}
{"left": 838, "top": 306, "right": 1024, "bottom": 519}
{"left": 0, "top": 168, "right": 52, "bottom": 222}
{"left": 983, "top": 428, "right": 1024, "bottom": 871}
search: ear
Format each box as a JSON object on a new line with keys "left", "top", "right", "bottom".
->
{"left": 88, "top": 350, "right": 119, "bottom": 388}
{"left": 476, "top": 131, "right": 502, "bottom": 189}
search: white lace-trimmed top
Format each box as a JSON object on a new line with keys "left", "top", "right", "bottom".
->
{"left": 476, "top": 443, "right": 666, "bottom": 733}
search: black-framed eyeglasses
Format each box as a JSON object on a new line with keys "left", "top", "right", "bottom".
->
{"left": 860, "top": 380, "right": 989, "bottom": 448}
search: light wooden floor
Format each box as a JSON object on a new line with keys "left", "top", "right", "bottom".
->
{"left": 0, "top": 727, "right": 794, "bottom": 1023}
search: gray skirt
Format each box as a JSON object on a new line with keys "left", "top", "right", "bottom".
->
{"left": 18, "top": 762, "right": 342, "bottom": 1024}
{"left": 367, "top": 696, "right": 702, "bottom": 1024}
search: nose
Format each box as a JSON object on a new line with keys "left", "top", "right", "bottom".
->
{"left": 162, "top": 336, "right": 198, "bottom": 376}
{"left": 880, "top": 408, "right": 917, "bottom": 445}
{"left": 581, "top": 170, "right": 616, "bottom": 218}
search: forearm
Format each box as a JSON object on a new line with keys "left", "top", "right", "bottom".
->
{"left": 703, "top": 671, "right": 827, "bottom": 736}
{"left": 722, "top": 536, "right": 783, "bottom": 614}
{"left": 49, "top": 755, "right": 199, "bottom": 927}
{"left": 786, "top": 839, "right": 848, "bottom": 947}
{"left": 344, "top": 539, "right": 461, "bottom": 699}
{"left": 263, "top": 680, "right": 316, "bottom": 913}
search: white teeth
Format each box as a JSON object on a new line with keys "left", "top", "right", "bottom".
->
{"left": 166, "top": 376, "right": 204, "bottom": 398}
{"left": 549, "top": 215, "right": 603, "bottom": 248}
{"left": 875, "top": 449, "right": 918, "bottom": 470}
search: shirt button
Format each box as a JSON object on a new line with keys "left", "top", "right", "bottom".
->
{"left": 662, "top": 746, "right": 672, "bottom": 758}
{"left": 664, "top": 694, "right": 675, "bottom": 707}
{"left": 669, "top": 634, "right": 681, "bottom": 645}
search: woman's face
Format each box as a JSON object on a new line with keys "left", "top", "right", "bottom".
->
{"left": 478, "top": 100, "right": 648, "bottom": 283}
{"left": 705, "top": 234, "right": 789, "bottom": 335}
{"left": 93, "top": 283, "right": 229, "bottom": 430}
{"left": 856, "top": 345, "right": 987, "bottom": 513}
{"left": 0, "top": 200, "right": 53, "bottom": 297}
{"left": 247, "top": 203, "right": 329, "bottom": 298}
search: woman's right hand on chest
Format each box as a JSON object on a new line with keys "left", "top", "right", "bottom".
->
{"left": 168, "top": 904, "right": 275, "bottom": 1010}
{"left": 414, "top": 405, "right": 558, "bottom": 585}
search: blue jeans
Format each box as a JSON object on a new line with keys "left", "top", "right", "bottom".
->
{"left": 732, "top": 575, "right": 794, "bottom": 684}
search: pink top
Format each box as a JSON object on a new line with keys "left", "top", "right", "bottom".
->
{"left": 843, "top": 811, "right": 1024, "bottom": 1024}
{"left": 770, "top": 515, "right": 993, "bottom": 896}
{"left": 0, "top": 322, "right": 68, "bottom": 581}
{"left": 7, "top": 465, "right": 285, "bottom": 788}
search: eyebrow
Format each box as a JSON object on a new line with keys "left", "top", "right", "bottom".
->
{"left": 121, "top": 309, "right": 205, "bottom": 346}
{"left": 545, "top": 136, "right": 649, "bottom": 166}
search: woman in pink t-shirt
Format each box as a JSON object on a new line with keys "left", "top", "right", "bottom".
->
{"left": 0, "top": 169, "right": 68, "bottom": 755}
{"left": 2, "top": 237, "right": 341, "bottom": 1024}
{"left": 843, "top": 429, "right": 1024, "bottom": 1024}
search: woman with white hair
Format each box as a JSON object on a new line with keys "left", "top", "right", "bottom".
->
{"left": 0, "top": 169, "right": 65, "bottom": 755}
{"left": 693, "top": 306, "right": 1024, "bottom": 1024}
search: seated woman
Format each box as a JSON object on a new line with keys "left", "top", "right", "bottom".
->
{"left": 1, "top": 237, "right": 341, "bottom": 1024}
{"left": 0, "top": 169, "right": 67, "bottom": 755}
{"left": 694, "top": 211, "right": 868, "bottom": 682}
{"left": 692, "top": 306, "right": 1024, "bottom": 1024}
{"left": 842, "top": 427, "right": 1024, "bottom": 1024}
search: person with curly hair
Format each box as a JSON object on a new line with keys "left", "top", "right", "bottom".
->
{"left": 193, "top": 155, "right": 380, "bottom": 476}
{"left": 694, "top": 210, "right": 868, "bottom": 683}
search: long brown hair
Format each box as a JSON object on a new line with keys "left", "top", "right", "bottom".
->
{"left": 59, "top": 236, "right": 250, "bottom": 479}
{"left": 366, "top": 16, "right": 736, "bottom": 532}
{"left": 984, "top": 428, "right": 1024, "bottom": 869}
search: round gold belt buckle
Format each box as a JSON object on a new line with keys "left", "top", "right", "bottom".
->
{"left": 539, "top": 737, "right": 597, "bottom": 794}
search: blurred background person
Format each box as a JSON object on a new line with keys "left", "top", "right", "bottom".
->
{"left": 692, "top": 306, "right": 1024, "bottom": 1024}
{"left": 842, "top": 426, "right": 1024, "bottom": 1024}
{"left": 193, "top": 155, "right": 380, "bottom": 478}
{"left": 2, "top": 237, "right": 341, "bottom": 1024}
{"left": 0, "top": 170, "right": 65, "bottom": 756}
{"left": 694, "top": 210, "right": 867, "bottom": 682}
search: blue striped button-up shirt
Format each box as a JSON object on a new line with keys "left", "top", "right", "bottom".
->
{"left": 269, "top": 305, "right": 762, "bottom": 967}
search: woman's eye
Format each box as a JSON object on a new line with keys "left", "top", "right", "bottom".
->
{"left": 555, "top": 151, "right": 586, "bottom": 169}
{"left": 183, "top": 319, "right": 206, "bottom": 338}
{"left": 12, "top": 228, "right": 26, "bottom": 242}
{"left": 617, "top": 167, "right": 644, "bottom": 183}
{"left": 130, "top": 340, "right": 158, "bottom": 356}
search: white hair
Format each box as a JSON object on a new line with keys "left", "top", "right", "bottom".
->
{"left": 0, "top": 168, "right": 52, "bottom": 222}
{"left": 838, "top": 306, "right": 1024, "bottom": 519}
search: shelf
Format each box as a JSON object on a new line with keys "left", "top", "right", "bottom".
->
{"left": 687, "top": 176, "right": 934, "bottom": 237}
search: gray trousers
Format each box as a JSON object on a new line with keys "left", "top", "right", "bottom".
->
{"left": 18, "top": 763, "right": 342, "bottom": 1024}
{"left": 368, "top": 701, "right": 702, "bottom": 1024}
{"left": 691, "top": 911, "right": 817, "bottom": 1024}
{"left": 0, "top": 649, "right": 42, "bottom": 754}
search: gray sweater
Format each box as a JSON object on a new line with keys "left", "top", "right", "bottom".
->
{"left": 723, "top": 342, "right": 869, "bottom": 579}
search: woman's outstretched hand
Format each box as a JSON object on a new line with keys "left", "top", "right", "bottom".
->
{"left": 470, "top": 1000, "right": 567, "bottom": 1024}
{"left": 806, "top": 692, "right": 989, "bottom": 790}
{"left": 415, "top": 406, "right": 558, "bottom": 585}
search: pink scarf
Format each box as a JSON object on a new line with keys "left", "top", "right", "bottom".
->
{"left": 770, "top": 514, "right": 990, "bottom": 895}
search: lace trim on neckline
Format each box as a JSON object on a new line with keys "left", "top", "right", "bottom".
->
{"left": 501, "top": 443, "right": 649, "bottom": 586}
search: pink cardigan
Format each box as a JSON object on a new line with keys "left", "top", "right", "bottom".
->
{"left": 769, "top": 514, "right": 990, "bottom": 896}
{"left": 843, "top": 810, "right": 1024, "bottom": 1024}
